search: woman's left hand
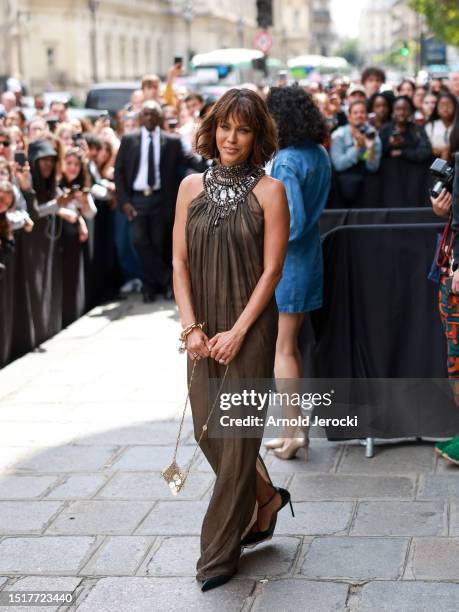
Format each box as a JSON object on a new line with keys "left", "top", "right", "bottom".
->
{"left": 207, "top": 328, "right": 245, "bottom": 365}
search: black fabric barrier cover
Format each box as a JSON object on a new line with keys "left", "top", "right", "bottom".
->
{"left": 0, "top": 215, "right": 115, "bottom": 369}
{"left": 320, "top": 207, "right": 439, "bottom": 237}
{"left": 310, "top": 223, "right": 446, "bottom": 379}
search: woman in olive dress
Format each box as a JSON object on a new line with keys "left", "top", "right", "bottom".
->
{"left": 172, "top": 88, "right": 292, "bottom": 591}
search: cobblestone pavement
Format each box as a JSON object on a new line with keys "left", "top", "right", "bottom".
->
{"left": 0, "top": 296, "right": 458, "bottom": 611}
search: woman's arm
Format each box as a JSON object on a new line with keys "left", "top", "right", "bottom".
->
{"left": 208, "top": 177, "right": 290, "bottom": 364}
{"left": 172, "top": 173, "right": 210, "bottom": 360}
{"left": 400, "top": 125, "right": 433, "bottom": 162}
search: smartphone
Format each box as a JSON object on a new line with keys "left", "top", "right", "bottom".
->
{"left": 72, "top": 132, "right": 83, "bottom": 146}
{"left": 14, "top": 151, "right": 26, "bottom": 167}
{"left": 174, "top": 56, "right": 183, "bottom": 67}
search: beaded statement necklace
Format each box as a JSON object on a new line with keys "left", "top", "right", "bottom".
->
{"left": 203, "top": 160, "right": 265, "bottom": 227}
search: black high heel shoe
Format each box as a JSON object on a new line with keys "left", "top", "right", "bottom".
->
{"left": 241, "top": 487, "right": 294, "bottom": 548}
{"left": 201, "top": 574, "right": 233, "bottom": 591}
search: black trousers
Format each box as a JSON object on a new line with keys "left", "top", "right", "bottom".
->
{"left": 130, "top": 193, "right": 171, "bottom": 294}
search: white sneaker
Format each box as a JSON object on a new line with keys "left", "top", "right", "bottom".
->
{"left": 132, "top": 279, "right": 143, "bottom": 293}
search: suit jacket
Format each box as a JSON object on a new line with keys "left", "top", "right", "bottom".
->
{"left": 114, "top": 129, "right": 205, "bottom": 222}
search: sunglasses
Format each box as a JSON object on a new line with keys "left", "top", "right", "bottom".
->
{"left": 0, "top": 141, "right": 10, "bottom": 147}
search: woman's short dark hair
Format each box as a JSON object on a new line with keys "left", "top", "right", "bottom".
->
{"left": 367, "top": 92, "right": 394, "bottom": 117}
{"left": 266, "top": 85, "right": 327, "bottom": 148}
{"left": 195, "top": 88, "right": 277, "bottom": 166}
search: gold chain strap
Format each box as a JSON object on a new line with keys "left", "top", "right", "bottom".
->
{"left": 161, "top": 360, "right": 230, "bottom": 495}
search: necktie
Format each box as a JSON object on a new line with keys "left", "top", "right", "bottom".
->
{"left": 147, "top": 132, "right": 155, "bottom": 188}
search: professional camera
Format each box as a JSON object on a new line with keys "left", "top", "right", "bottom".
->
{"left": 357, "top": 124, "right": 376, "bottom": 140}
{"left": 430, "top": 158, "right": 455, "bottom": 199}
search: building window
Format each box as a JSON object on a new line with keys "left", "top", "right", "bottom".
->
{"left": 47, "top": 47, "right": 55, "bottom": 68}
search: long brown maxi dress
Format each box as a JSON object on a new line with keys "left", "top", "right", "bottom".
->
{"left": 186, "top": 170, "right": 278, "bottom": 580}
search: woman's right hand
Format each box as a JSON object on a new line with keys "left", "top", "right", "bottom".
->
{"left": 431, "top": 188, "right": 452, "bottom": 217}
{"left": 186, "top": 328, "right": 210, "bottom": 361}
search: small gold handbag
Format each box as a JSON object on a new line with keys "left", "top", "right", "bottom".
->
{"left": 161, "top": 360, "right": 229, "bottom": 495}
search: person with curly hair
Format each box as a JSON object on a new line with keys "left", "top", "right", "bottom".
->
{"left": 264, "top": 85, "right": 331, "bottom": 460}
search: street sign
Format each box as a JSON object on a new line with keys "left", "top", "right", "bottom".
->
{"left": 254, "top": 30, "right": 273, "bottom": 55}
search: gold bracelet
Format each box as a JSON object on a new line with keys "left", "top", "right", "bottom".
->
{"left": 178, "top": 322, "right": 206, "bottom": 353}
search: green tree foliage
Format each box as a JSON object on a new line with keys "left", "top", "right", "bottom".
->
{"left": 409, "top": 0, "right": 459, "bottom": 46}
{"left": 334, "top": 38, "right": 362, "bottom": 66}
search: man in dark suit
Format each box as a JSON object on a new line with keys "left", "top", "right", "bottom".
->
{"left": 115, "top": 100, "right": 204, "bottom": 302}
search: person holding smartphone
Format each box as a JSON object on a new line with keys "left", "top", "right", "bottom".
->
{"left": 431, "top": 111, "right": 459, "bottom": 465}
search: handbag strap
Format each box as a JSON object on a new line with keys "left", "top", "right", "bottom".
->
{"left": 172, "top": 360, "right": 230, "bottom": 464}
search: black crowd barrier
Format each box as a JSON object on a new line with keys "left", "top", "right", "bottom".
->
{"left": 310, "top": 222, "right": 446, "bottom": 378}
{"left": 320, "top": 207, "right": 439, "bottom": 236}
{"left": 0, "top": 212, "right": 120, "bottom": 369}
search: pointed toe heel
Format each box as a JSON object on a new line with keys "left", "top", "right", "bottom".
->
{"left": 201, "top": 574, "right": 233, "bottom": 592}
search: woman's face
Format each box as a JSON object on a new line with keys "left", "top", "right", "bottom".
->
{"left": 71, "top": 119, "right": 83, "bottom": 132}
{"left": 11, "top": 131, "right": 25, "bottom": 151}
{"left": 64, "top": 154, "right": 81, "bottom": 182}
{"left": 216, "top": 114, "right": 255, "bottom": 166}
{"left": 413, "top": 88, "right": 425, "bottom": 110}
{"left": 97, "top": 144, "right": 110, "bottom": 166}
{"left": 393, "top": 100, "right": 411, "bottom": 124}
{"left": 37, "top": 156, "right": 56, "bottom": 179}
{"left": 60, "top": 129, "right": 74, "bottom": 150}
{"left": 437, "top": 97, "right": 456, "bottom": 122}
{"left": 6, "top": 111, "right": 21, "bottom": 128}
{"left": 422, "top": 94, "right": 437, "bottom": 119}
{"left": 399, "top": 82, "right": 414, "bottom": 98}
{"left": 373, "top": 96, "right": 389, "bottom": 120}
{"left": 28, "top": 120, "right": 46, "bottom": 140}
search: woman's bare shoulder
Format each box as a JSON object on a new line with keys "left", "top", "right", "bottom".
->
{"left": 179, "top": 172, "right": 205, "bottom": 203}
{"left": 253, "top": 174, "right": 286, "bottom": 208}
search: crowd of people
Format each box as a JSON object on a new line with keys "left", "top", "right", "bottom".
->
{"left": 1, "top": 64, "right": 459, "bottom": 332}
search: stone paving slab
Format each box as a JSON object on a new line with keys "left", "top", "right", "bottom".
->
{"left": 110, "top": 445, "right": 196, "bottom": 471}
{"left": 338, "top": 444, "right": 436, "bottom": 474}
{"left": 11, "top": 446, "right": 118, "bottom": 473}
{"left": 290, "top": 474, "right": 415, "bottom": 500}
{"left": 418, "top": 475, "right": 459, "bottom": 499}
{"left": 68, "top": 422, "right": 194, "bottom": 447}
{"left": 0, "top": 501, "right": 64, "bottom": 535}
{"left": 45, "top": 474, "right": 109, "bottom": 500}
{"left": 0, "top": 576, "right": 82, "bottom": 612}
{"left": 449, "top": 502, "right": 459, "bottom": 536}
{"left": 300, "top": 536, "right": 409, "bottom": 580}
{"left": 80, "top": 536, "right": 156, "bottom": 576}
{"left": 75, "top": 576, "right": 255, "bottom": 612}
{"left": 45, "top": 500, "right": 153, "bottom": 535}
{"left": 0, "top": 536, "right": 99, "bottom": 574}
{"left": 95, "top": 471, "right": 212, "bottom": 501}
{"left": 263, "top": 443, "right": 341, "bottom": 473}
{"left": 350, "top": 501, "right": 446, "bottom": 536}
{"left": 251, "top": 579, "right": 349, "bottom": 612}
{"left": 134, "top": 501, "right": 208, "bottom": 535}
{"left": 407, "top": 537, "right": 459, "bottom": 580}
{"left": 0, "top": 475, "right": 58, "bottom": 499}
{"left": 358, "top": 581, "right": 459, "bottom": 612}
{"left": 140, "top": 535, "right": 301, "bottom": 578}
{"left": 275, "top": 501, "right": 354, "bottom": 536}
